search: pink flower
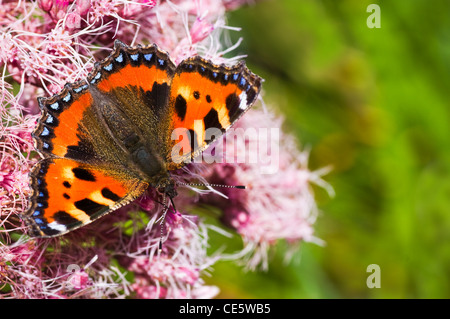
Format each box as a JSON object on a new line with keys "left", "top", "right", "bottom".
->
{"left": 87, "top": 0, "right": 119, "bottom": 24}
{"left": 67, "top": 269, "right": 90, "bottom": 290}
{"left": 38, "top": 0, "right": 54, "bottom": 12}
{"left": 132, "top": 285, "right": 167, "bottom": 299}
{"left": 65, "top": 12, "right": 82, "bottom": 30}
{"left": 200, "top": 109, "right": 333, "bottom": 270}
{"left": 121, "top": 0, "right": 156, "bottom": 19}
{"left": 39, "top": 0, "right": 70, "bottom": 21}
{"left": 114, "top": 205, "right": 218, "bottom": 299}
{"left": 190, "top": 17, "right": 215, "bottom": 43}
{"left": 77, "top": 0, "right": 91, "bottom": 16}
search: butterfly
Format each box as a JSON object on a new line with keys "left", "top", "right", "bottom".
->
{"left": 22, "top": 40, "right": 262, "bottom": 238}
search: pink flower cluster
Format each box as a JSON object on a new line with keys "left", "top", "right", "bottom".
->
{"left": 0, "top": 85, "right": 35, "bottom": 240}
{"left": 200, "top": 110, "right": 333, "bottom": 270}
{"left": 0, "top": 0, "right": 331, "bottom": 298}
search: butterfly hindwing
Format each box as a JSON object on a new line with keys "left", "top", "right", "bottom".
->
{"left": 23, "top": 158, "right": 148, "bottom": 237}
{"left": 168, "top": 56, "right": 262, "bottom": 168}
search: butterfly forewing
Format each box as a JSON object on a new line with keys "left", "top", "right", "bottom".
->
{"left": 167, "top": 57, "right": 262, "bottom": 168}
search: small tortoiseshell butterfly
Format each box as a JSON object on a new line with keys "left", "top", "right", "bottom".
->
{"left": 22, "top": 40, "right": 262, "bottom": 237}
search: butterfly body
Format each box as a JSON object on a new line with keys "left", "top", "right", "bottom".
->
{"left": 23, "top": 40, "right": 261, "bottom": 237}
{"left": 82, "top": 81, "right": 173, "bottom": 186}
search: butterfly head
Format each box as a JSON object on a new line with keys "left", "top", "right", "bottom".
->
{"left": 157, "top": 177, "right": 178, "bottom": 199}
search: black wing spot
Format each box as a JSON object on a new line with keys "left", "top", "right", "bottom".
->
{"left": 72, "top": 167, "right": 96, "bottom": 182}
{"left": 63, "top": 193, "right": 70, "bottom": 199}
{"left": 193, "top": 91, "right": 200, "bottom": 99}
{"left": 225, "top": 93, "right": 241, "bottom": 119}
{"left": 206, "top": 95, "right": 212, "bottom": 103}
{"left": 53, "top": 211, "right": 80, "bottom": 225}
{"left": 63, "top": 181, "right": 71, "bottom": 188}
{"left": 204, "top": 108, "right": 222, "bottom": 131}
{"left": 65, "top": 137, "right": 97, "bottom": 162}
{"left": 246, "top": 87, "right": 257, "bottom": 104}
{"left": 175, "top": 94, "right": 187, "bottom": 121}
{"left": 101, "top": 187, "right": 121, "bottom": 202}
{"left": 188, "top": 129, "right": 198, "bottom": 152}
{"left": 142, "top": 82, "right": 169, "bottom": 115}
{"left": 74, "top": 198, "right": 108, "bottom": 216}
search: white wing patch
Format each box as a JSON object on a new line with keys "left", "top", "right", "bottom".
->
{"left": 238, "top": 91, "right": 248, "bottom": 111}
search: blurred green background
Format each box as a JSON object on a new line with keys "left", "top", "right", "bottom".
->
{"left": 205, "top": 0, "right": 450, "bottom": 298}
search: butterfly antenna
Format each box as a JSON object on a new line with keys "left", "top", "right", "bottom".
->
{"left": 176, "top": 182, "right": 246, "bottom": 189}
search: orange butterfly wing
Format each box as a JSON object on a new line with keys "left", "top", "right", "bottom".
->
{"left": 167, "top": 57, "right": 262, "bottom": 168}
{"left": 24, "top": 158, "right": 147, "bottom": 237}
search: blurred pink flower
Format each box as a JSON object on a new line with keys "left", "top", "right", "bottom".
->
{"left": 121, "top": 0, "right": 156, "bottom": 19}
{"left": 65, "top": 12, "right": 82, "bottom": 30}
{"left": 190, "top": 17, "right": 215, "bottom": 43}
{"left": 200, "top": 109, "right": 333, "bottom": 270}
{"left": 76, "top": 0, "right": 91, "bottom": 16}
{"left": 38, "top": 0, "right": 54, "bottom": 12}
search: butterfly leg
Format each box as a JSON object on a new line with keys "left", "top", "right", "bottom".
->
{"left": 158, "top": 193, "right": 169, "bottom": 251}
{"left": 157, "top": 191, "right": 179, "bottom": 251}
